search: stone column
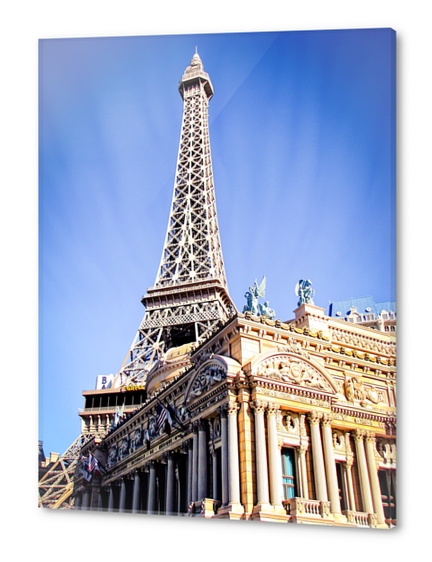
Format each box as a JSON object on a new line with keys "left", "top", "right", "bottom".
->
{"left": 166, "top": 453, "right": 175, "bottom": 515}
{"left": 191, "top": 424, "right": 198, "bottom": 502}
{"left": 97, "top": 489, "right": 103, "bottom": 511}
{"left": 322, "top": 414, "right": 341, "bottom": 514}
{"left": 344, "top": 433, "right": 356, "bottom": 512}
{"left": 219, "top": 406, "right": 229, "bottom": 506}
{"left": 365, "top": 432, "right": 386, "bottom": 525}
{"left": 267, "top": 404, "right": 283, "bottom": 507}
{"left": 119, "top": 478, "right": 127, "bottom": 512}
{"left": 82, "top": 488, "right": 90, "bottom": 510}
{"left": 186, "top": 439, "right": 193, "bottom": 507}
{"left": 132, "top": 471, "right": 141, "bottom": 514}
{"left": 354, "top": 430, "right": 374, "bottom": 514}
{"left": 197, "top": 420, "right": 208, "bottom": 500}
{"left": 74, "top": 493, "right": 82, "bottom": 510}
{"left": 210, "top": 443, "right": 218, "bottom": 501}
{"left": 252, "top": 400, "right": 270, "bottom": 507}
{"left": 107, "top": 484, "right": 114, "bottom": 512}
{"left": 345, "top": 456, "right": 356, "bottom": 511}
{"left": 299, "top": 444, "right": 309, "bottom": 499}
{"left": 227, "top": 402, "right": 241, "bottom": 505}
{"left": 147, "top": 462, "right": 157, "bottom": 514}
{"left": 307, "top": 411, "right": 328, "bottom": 501}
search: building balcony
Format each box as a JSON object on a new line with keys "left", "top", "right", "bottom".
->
{"left": 283, "top": 498, "right": 378, "bottom": 527}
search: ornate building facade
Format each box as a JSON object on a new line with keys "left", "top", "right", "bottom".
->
{"left": 72, "top": 53, "right": 396, "bottom": 528}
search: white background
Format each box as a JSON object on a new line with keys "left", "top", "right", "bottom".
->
{"left": 1, "top": 1, "right": 427, "bottom": 559}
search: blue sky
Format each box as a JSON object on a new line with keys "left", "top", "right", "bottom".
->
{"left": 39, "top": 29, "right": 395, "bottom": 457}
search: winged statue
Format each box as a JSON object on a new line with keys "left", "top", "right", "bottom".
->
{"left": 295, "top": 279, "right": 315, "bottom": 307}
{"left": 243, "top": 276, "right": 267, "bottom": 316}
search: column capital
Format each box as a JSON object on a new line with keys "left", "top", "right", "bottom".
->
{"left": 321, "top": 412, "right": 334, "bottom": 427}
{"left": 143, "top": 459, "right": 157, "bottom": 471}
{"left": 266, "top": 403, "right": 280, "bottom": 416}
{"left": 196, "top": 418, "right": 208, "bottom": 432}
{"left": 250, "top": 400, "right": 266, "bottom": 414}
{"left": 365, "top": 431, "right": 376, "bottom": 444}
{"left": 181, "top": 438, "right": 192, "bottom": 453}
{"left": 354, "top": 429, "right": 366, "bottom": 442}
{"left": 307, "top": 411, "right": 322, "bottom": 426}
{"left": 227, "top": 401, "right": 240, "bottom": 416}
{"left": 160, "top": 452, "right": 169, "bottom": 464}
{"left": 217, "top": 404, "right": 228, "bottom": 418}
{"left": 299, "top": 443, "right": 309, "bottom": 455}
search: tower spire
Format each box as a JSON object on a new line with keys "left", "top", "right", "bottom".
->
{"left": 114, "top": 53, "right": 235, "bottom": 387}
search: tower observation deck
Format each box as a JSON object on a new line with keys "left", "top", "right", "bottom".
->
{"left": 113, "top": 51, "right": 236, "bottom": 387}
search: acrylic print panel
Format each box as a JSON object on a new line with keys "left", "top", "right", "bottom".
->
{"left": 39, "top": 29, "right": 396, "bottom": 527}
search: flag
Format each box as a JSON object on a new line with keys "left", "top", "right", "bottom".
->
{"left": 156, "top": 401, "right": 171, "bottom": 435}
{"left": 88, "top": 452, "right": 101, "bottom": 477}
{"left": 166, "top": 401, "right": 186, "bottom": 432}
{"left": 119, "top": 403, "right": 125, "bottom": 418}
{"left": 81, "top": 456, "right": 92, "bottom": 485}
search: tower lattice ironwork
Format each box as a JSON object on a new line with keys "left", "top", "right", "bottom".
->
{"left": 114, "top": 51, "right": 235, "bottom": 387}
{"left": 38, "top": 435, "right": 93, "bottom": 509}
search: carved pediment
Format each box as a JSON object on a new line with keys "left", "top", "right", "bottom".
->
{"left": 185, "top": 360, "right": 227, "bottom": 404}
{"left": 253, "top": 352, "right": 338, "bottom": 394}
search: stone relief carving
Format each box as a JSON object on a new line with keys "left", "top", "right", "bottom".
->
{"left": 107, "top": 444, "right": 118, "bottom": 468}
{"left": 332, "top": 431, "right": 345, "bottom": 450}
{"left": 178, "top": 405, "right": 191, "bottom": 425}
{"left": 118, "top": 436, "right": 130, "bottom": 460}
{"left": 377, "top": 440, "right": 396, "bottom": 465}
{"left": 282, "top": 412, "right": 300, "bottom": 435}
{"left": 193, "top": 349, "right": 214, "bottom": 368}
{"left": 146, "top": 415, "right": 159, "bottom": 441}
{"left": 278, "top": 338, "right": 310, "bottom": 358}
{"left": 213, "top": 416, "right": 221, "bottom": 439}
{"left": 257, "top": 354, "right": 332, "bottom": 392}
{"left": 130, "top": 427, "right": 143, "bottom": 453}
{"left": 189, "top": 363, "right": 226, "bottom": 401}
{"left": 345, "top": 376, "right": 385, "bottom": 405}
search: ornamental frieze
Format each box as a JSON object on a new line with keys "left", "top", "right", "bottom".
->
{"left": 257, "top": 386, "right": 329, "bottom": 407}
{"left": 191, "top": 392, "right": 227, "bottom": 416}
{"left": 329, "top": 327, "right": 396, "bottom": 357}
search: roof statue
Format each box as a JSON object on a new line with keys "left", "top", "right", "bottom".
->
{"left": 243, "top": 276, "right": 266, "bottom": 315}
{"left": 295, "top": 279, "right": 315, "bottom": 307}
{"left": 243, "top": 276, "right": 275, "bottom": 318}
{"left": 258, "top": 300, "right": 275, "bottom": 320}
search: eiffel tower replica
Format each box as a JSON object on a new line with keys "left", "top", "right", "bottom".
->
{"left": 39, "top": 51, "right": 237, "bottom": 507}
{"left": 112, "top": 50, "right": 236, "bottom": 388}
